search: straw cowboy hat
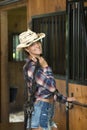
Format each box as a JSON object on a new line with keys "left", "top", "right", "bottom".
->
{"left": 16, "top": 29, "right": 45, "bottom": 51}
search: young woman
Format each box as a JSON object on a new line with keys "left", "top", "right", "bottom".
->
{"left": 17, "top": 29, "right": 75, "bottom": 130}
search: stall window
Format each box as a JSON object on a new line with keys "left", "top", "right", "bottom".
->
{"left": 9, "top": 33, "right": 26, "bottom": 61}
{"left": 32, "top": 10, "right": 87, "bottom": 84}
{"left": 32, "top": 12, "right": 66, "bottom": 76}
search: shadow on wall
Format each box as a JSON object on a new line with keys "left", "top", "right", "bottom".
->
{"left": 10, "top": 86, "right": 18, "bottom": 103}
{"left": 9, "top": 85, "right": 23, "bottom": 113}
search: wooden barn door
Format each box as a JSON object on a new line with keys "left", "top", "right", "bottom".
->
{"left": 66, "top": 1, "right": 87, "bottom": 130}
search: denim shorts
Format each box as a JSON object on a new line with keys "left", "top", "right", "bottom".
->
{"left": 27, "top": 100, "right": 56, "bottom": 130}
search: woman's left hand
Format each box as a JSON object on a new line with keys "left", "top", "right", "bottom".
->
{"left": 67, "top": 97, "right": 76, "bottom": 102}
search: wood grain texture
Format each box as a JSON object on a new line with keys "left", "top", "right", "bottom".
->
{"left": 27, "top": 0, "right": 66, "bottom": 24}
{"left": 69, "top": 84, "right": 87, "bottom": 130}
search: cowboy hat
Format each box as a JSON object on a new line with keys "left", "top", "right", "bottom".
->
{"left": 16, "top": 29, "right": 45, "bottom": 51}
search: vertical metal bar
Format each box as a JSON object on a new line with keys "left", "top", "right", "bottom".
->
{"left": 72, "top": 2, "right": 78, "bottom": 80}
{"left": 66, "top": 1, "right": 71, "bottom": 130}
{"left": 56, "top": 15, "right": 60, "bottom": 73}
{"left": 50, "top": 16, "right": 54, "bottom": 67}
{"left": 81, "top": 2, "right": 85, "bottom": 81}
{"left": 58, "top": 15, "right": 61, "bottom": 62}
{"left": 55, "top": 16, "right": 58, "bottom": 72}
{"left": 76, "top": 3, "right": 78, "bottom": 80}
{"left": 62, "top": 14, "right": 66, "bottom": 74}
{"left": 72, "top": 2, "right": 76, "bottom": 80}
{"left": 78, "top": 2, "right": 82, "bottom": 81}
{"left": 54, "top": 16, "right": 57, "bottom": 71}
{"left": 85, "top": 9, "right": 87, "bottom": 82}
{"left": 47, "top": 17, "right": 51, "bottom": 60}
{"left": 43, "top": 17, "right": 47, "bottom": 58}
{"left": 77, "top": 2, "right": 80, "bottom": 80}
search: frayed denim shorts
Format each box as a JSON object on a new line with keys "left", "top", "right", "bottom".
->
{"left": 27, "top": 100, "right": 57, "bottom": 130}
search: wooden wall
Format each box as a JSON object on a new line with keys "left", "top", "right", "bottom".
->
{"left": 54, "top": 80, "right": 87, "bottom": 130}
{"left": 0, "top": 1, "right": 27, "bottom": 123}
{"left": 0, "top": 11, "right": 9, "bottom": 122}
{"left": 69, "top": 84, "right": 87, "bottom": 130}
{"left": 8, "top": 7, "right": 27, "bottom": 111}
{"left": 55, "top": 79, "right": 66, "bottom": 130}
{"left": 0, "top": 123, "right": 24, "bottom": 130}
{"left": 27, "top": 0, "right": 66, "bottom": 27}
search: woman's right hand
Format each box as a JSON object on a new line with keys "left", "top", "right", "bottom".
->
{"left": 37, "top": 57, "right": 48, "bottom": 68}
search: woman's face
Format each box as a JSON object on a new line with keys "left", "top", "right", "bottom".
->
{"left": 26, "top": 41, "right": 42, "bottom": 57}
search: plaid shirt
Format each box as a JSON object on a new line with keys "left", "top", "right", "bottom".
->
{"left": 23, "top": 58, "right": 67, "bottom": 103}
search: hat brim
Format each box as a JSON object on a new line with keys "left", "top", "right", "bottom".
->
{"left": 16, "top": 33, "right": 45, "bottom": 51}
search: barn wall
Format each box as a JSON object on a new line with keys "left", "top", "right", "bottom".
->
{"left": 27, "top": 0, "right": 66, "bottom": 26}
{"left": 8, "top": 7, "right": 27, "bottom": 112}
{"left": 0, "top": 11, "right": 9, "bottom": 122}
{"left": 54, "top": 80, "right": 87, "bottom": 130}
{"left": 69, "top": 84, "right": 87, "bottom": 130}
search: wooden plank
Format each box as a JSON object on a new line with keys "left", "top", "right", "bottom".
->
{"left": 54, "top": 79, "right": 66, "bottom": 130}
{"left": 0, "top": 11, "right": 9, "bottom": 122}
{"left": 0, "top": 0, "right": 27, "bottom": 11}
{"left": 69, "top": 84, "right": 87, "bottom": 130}
{"left": 27, "top": 0, "right": 66, "bottom": 23}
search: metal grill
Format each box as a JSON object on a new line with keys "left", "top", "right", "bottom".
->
{"left": 32, "top": 12, "right": 66, "bottom": 75}
{"left": 32, "top": 1, "right": 87, "bottom": 84}
{"left": 66, "top": 1, "right": 87, "bottom": 84}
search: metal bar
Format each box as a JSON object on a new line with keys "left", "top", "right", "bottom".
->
{"left": 75, "top": 3, "right": 78, "bottom": 80}
{"left": 84, "top": 9, "right": 87, "bottom": 81}
{"left": 51, "top": 16, "right": 54, "bottom": 68}
{"left": 47, "top": 17, "right": 51, "bottom": 61}
{"left": 69, "top": 101, "right": 87, "bottom": 108}
{"left": 58, "top": 16, "right": 61, "bottom": 62}
{"left": 78, "top": 2, "right": 82, "bottom": 80}
{"left": 72, "top": 3, "right": 76, "bottom": 80}
{"left": 62, "top": 14, "right": 66, "bottom": 74}
{"left": 66, "top": 2, "right": 71, "bottom": 130}
{"left": 81, "top": 2, "right": 86, "bottom": 81}
{"left": 54, "top": 16, "right": 57, "bottom": 71}
{"left": 68, "top": 0, "right": 87, "bottom": 3}
{"left": 57, "top": 15, "right": 60, "bottom": 71}
{"left": 77, "top": 2, "right": 80, "bottom": 80}
{"left": 55, "top": 16, "right": 58, "bottom": 71}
